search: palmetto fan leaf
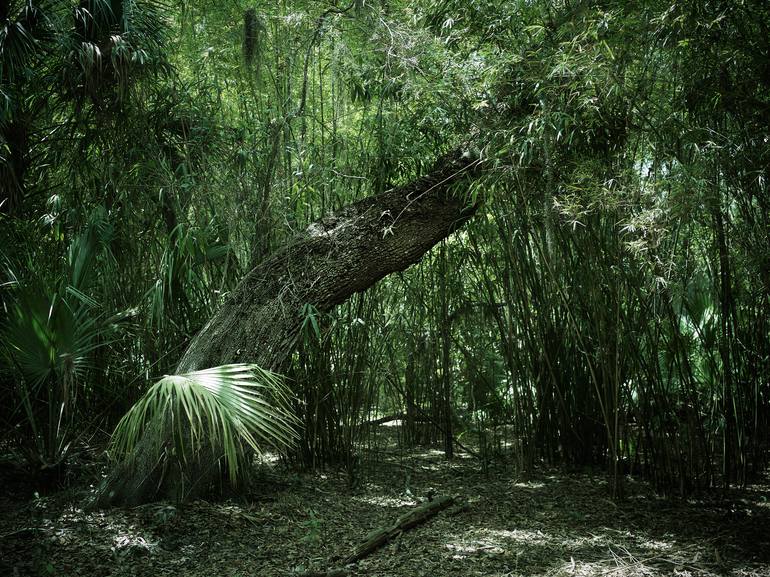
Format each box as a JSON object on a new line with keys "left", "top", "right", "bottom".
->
{"left": 110, "top": 364, "right": 300, "bottom": 481}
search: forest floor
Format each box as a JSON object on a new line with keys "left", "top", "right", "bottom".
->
{"left": 1, "top": 442, "right": 769, "bottom": 577}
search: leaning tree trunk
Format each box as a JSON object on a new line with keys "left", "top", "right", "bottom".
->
{"left": 97, "top": 150, "right": 481, "bottom": 506}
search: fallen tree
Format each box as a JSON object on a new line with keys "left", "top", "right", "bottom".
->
{"left": 97, "top": 149, "right": 483, "bottom": 506}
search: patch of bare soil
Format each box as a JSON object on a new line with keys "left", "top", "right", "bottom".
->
{"left": 1, "top": 449, "right": 768, "bottom": 577}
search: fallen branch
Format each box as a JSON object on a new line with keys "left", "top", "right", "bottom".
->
{"left": 385, "top": 376, "right": 479, "bottom": 458}
{"left": 295, "top": 495, "right": 458, "bottom": 577}
{"left": 344, "top": 495, "right": 455, "bottom": 564}
{"left": 361, "top": 414, "right": 405, "bottom": 428}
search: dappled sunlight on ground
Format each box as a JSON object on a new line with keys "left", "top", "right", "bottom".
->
{"left": 1, "top": 453, "right": 769, "bottom": 577}
{"left": 511, "top": 480, "right": 546, "bottom": 489}
{"left": 351, "top": 493, "right": 418, "bottom": 508}
{"left": 441, "top": 523, "right": 681, "bottom": 571}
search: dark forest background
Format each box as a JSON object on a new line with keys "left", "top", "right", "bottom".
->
{"left": 2, "top": 0, "right": 769, "bottom": 499}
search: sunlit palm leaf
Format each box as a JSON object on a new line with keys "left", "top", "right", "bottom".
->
{"left": 110, "top": 364, "right": 301, "bottom": 481}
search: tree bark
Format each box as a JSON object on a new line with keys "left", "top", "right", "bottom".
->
{"left": 97, "top": 150, "right": 481, "bottom": 506}
{"left": 177, "top": 150, "right": 480, "bottom": 374}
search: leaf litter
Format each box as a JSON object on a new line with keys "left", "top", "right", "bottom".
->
{"left": 1, "top": 448, "right": 768, "bottom": 577}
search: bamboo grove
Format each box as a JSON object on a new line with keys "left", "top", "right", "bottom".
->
{"left": 1, "top": 0, "right": 768, "bottom": 498}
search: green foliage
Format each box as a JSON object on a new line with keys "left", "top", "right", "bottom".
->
{"left": 300, "top": 303, "right": 321, "bottom": 343}
{"left": 1, "top": 209, "right": 124, "bottom": 466}
{"left": 300, "top": 508, "right": 322, "bottom": 544}
{"left": 2, "top": 0, "right": 768, "bottom": 496}
{"left": 110, "top": 364, "right": 300, "bottom": 481}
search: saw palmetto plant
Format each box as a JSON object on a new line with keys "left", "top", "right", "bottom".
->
{"left": 109, "top": 364, "right": 301, "bottom": 482}
{"left": 1, "top": 209, "right": 120, "bottom": 469}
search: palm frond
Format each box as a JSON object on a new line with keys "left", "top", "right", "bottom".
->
{"left": 110, "top": 364, "right": 301, "bottom": 482}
